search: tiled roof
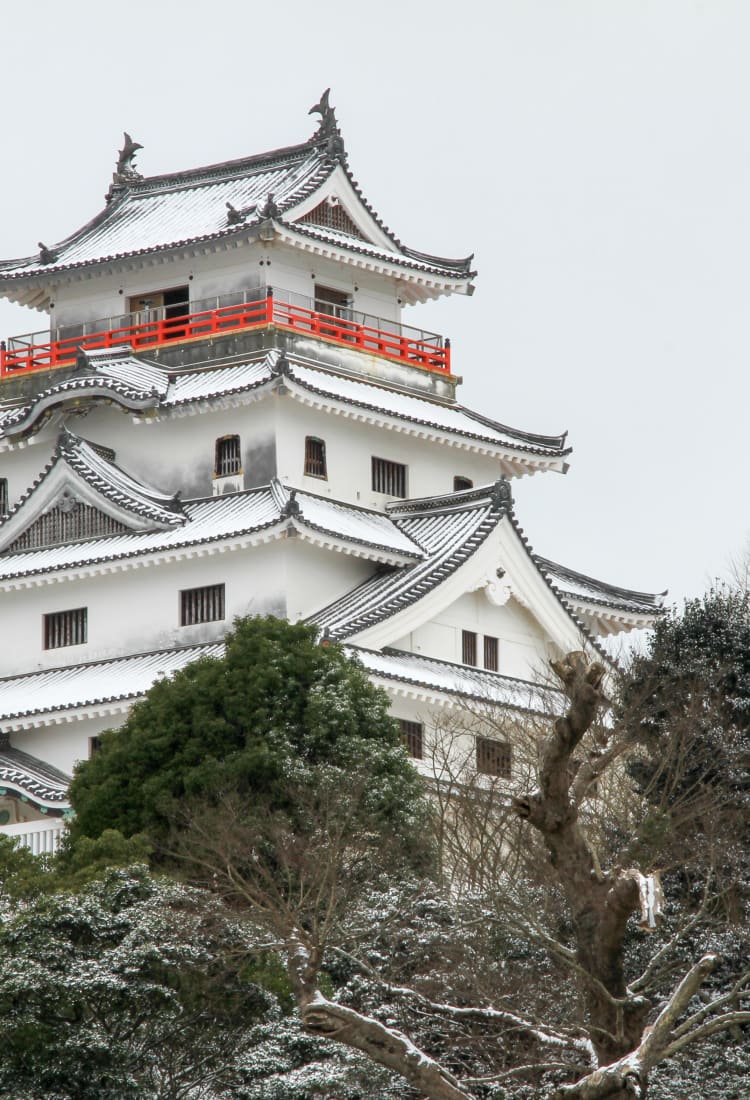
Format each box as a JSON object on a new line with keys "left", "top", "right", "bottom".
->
{"left": 0, "top": 352, "right": 569, "bottom": 470}
{"left": 0, "top": 431, "right": 186, "bottom": 552}
{"left": 349, "top": 645, "right": 563, "bottom": 714}
{"left": 0, "top": 478, "right": 422, "bottom": 583}
{"left": 311, "top": 483, "right": 512, "bottom": 640}
{"left": 0, "top": 119, "right": 473, "bottom": 285}
{"left": 0, "top": 746, "right": 70, "bottom": 807}
{"left": 0, "top": 642, "right": 224, "bottom": 726}
{"left": 536, "top": 557, "right": 667, "bottom": 617}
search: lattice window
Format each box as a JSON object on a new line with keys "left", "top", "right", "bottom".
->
{"left": 462, "top": 630, "right": 477, "bottom": 666}
{"left": 180, "top": 583, "right": 225, "bottom": 626}
{"left": 476, "top": 736, "right": 512, "bottom": 779}
{"left": 0, "top": 478, "right": 8, "bottom": 515}
{"left": 304, "top": 437, "right": 327, "bottom": 479}
{"left": 453, "top": 476, "right": 473, "bottom": 492}
{"left": 8, "top": 500, "right": 129, "bottom": 552}
{"left": 399, "top": 719, "right": 424, "bottom": 760}
{"left": 214, "top": 436, "right": 241, "bottom": 477}
{"left": 44, "top": 607, "right": 87, "bottom": 650}
{"left": 483, "top": 635, "right": 499, "bottom": 672}
{"left": 372, "top": 457, "right": 407, "bottom": 498}
{"left": 297, "top": 199, "right": 366, "bottom": 240}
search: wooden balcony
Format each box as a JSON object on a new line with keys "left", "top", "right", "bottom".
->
{"left": 0, "top": 288, "right": 451, "bottom": 378}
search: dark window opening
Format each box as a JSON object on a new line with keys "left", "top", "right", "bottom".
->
{"left": 44, "top": 608, "right": 87, "bottom": 650}
{"left": 215, "top": 435, "right": 242, "bottom": 478}
{"left": 128, "top": 285, "right": 189, "bottom": 339}
{"left": 314, "top": 284, "right": 352, "bottom": 318}
{"left": 89, "top": 737, "right": 102, "bottom": 757}
{"left": 462, "top": 630, "right": 477, "bottom": 666}
{"left": 304, "top": 436, "right": 327, "bottom": 479}
{"left": 399, "top": 719, "right": 424, "bottom": 760}
{"left": 454, "top": 476, "right": 473, "bottom": 492}
{"left": 180, "top": 583, "right": 225, "bottom": 627}
{"left": 476, "top": 736, "right": 512, "bottom": 779}
{"left": 372, "top": 457, "right": 407, "bottom": 498}
{"left": 484, "top": 635, "right": 499, "bottom": 672}
{"left": 0, "top": 478, "right": 8, "bottom": 515}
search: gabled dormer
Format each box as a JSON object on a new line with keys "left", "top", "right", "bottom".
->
{"left": 0, "top": 429, "right": 185, "bottom": 554}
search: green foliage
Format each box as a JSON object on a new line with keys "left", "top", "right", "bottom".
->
{"left": 68, "top": 617, "right": 426, "bottom": 863}
{"left": 0, "top": 865, "right": 272, "bottom": 1099}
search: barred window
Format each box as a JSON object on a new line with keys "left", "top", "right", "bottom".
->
{"left": 372, "top": 457, "right": 406, "bottom": 497}
{"left": 476, "top": 736, "right": 512, "bottom": 779}
{"left": 453, "top": 476, "right": 473, "bottom": 492}
{"left": 0, "top": 478, "right": 7, "bottom": 515}
{"left": 304, "top": 436, "right": 327, "bottom": 479}
{"left": 180, "top": 583, "right": 225, "bottom": 626}
{"left": 44, "top": 608, "right": 87, "bottom": 650}
{"left": 214, "top": 435, "right": 241, "bottom": 477}
{"left": 399, "top": 719, "right": 424, "bottom": 760}
{"left": 483, "top": 634, "right": 499, "bottom": 672}
{"left": 462, "top": 629, "right": 477, "bottom": 666}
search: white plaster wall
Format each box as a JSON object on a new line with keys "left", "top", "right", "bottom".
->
{"left": 394, "top": 590, "right": 550, "bottom": 682}
{"left": 12, "top": 714, "right": 115, "bottom": 777}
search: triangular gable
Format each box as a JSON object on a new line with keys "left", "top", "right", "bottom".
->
{"left": 288, "top": 163, "right": 398, "bottom": 252}
{"left": 0, "top": 430, "right": 185, "bottom": 553}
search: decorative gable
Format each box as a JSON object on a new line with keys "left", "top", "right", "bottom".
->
{"left": 295, "top": 198, "right": 368, "bottom": 241}
{"left": 7, "top": 493, "right": 129, "bottom": 553}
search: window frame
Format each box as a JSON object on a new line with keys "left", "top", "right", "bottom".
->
{"left": 43, "top": 607, "right": 88, "bottom": 650}
{"left": 476, "top": 736, "right": 512, "bottom": 779}
{"left": 214, "top": 435, "right": 242, "bottom": 478}
{"left": 371, "top": 456, "right": 407, "bottom": 498}
{"left": 179, "top": 583, "right": 226, "bottom": 627}
{"left": 462, "top": 629, "right": 477, "bottom": 666}
{"left": 483, "top": 634, "right": 499, "bottom": 672}
{"left": 398, "top": 719, "right": 424, "bottom": 760}
{"left": 304, "top": 436, "right": 328, "bottom": 479}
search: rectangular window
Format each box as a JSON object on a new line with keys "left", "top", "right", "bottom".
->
{"left": 314, "top": 284, "right": 351, "bottom": 318}
{"left": 214, "top": 436, "right": 241, "bottom": 477}
{"left": 476, "top": 736, "right": 512, "bottom": 779}
{"left": 89, "top": 737, "right": 101, "bottom": 757}
{"left": 0, "top": 478, "right": 7, "bottom": 515}
{"left": 399, "top": 719, "right": 424, "bottom": 760}
{"left": 44, "top": 608, "right": 87, "bottom": 650}
{"left": 180, "top": 584, "right": 226, "bottom": 627}
{"left": 462, "top": 629, "right": 477, "bottom": 666}
{"left": 483, "top": 635, "right": 499, "bottom": 672}
{"left": 304, "top": 436, "right": 327, "bottom": 479}
{"left": 372, "top": 457, "right": 407, "bottom": 498}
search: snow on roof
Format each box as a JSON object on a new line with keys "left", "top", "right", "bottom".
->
{"left": 0, "top": 745, "right": 71, "bottom": 808}
{"left": 349, "top": 645, "right": 563, "bottom": 713}
{"left": 0, "top": 642, "right": 224, "bottom": 726}
{"left": 0, "top": 110, "right": 473, "bottom": 290}
{"left": 311, "top": 483, "right": 511, "bottom": 640}
{"left": 0, "top": 478, "right": 422, "bottom": 584}
{"left": 536, "top": 557, "right": 667, "bottom": 619}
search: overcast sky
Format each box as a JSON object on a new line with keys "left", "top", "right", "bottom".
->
{"left": 0, "top": 1, "right": 747, "bottom": 610}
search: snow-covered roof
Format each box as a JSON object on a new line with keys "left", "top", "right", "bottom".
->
{"left": 0, "top": 744, "right": 70, "bottom": 809}
{"left": 0, "top": 642, "right": 223, "bottom": 729}
{"left": 349, "top": 645, "right": 563, "bottom": 713}
{"left": 0, "top": 474, "right": 423, "bottom": 586}
{"left": 0, "top": 350, "right": 570, "bottom": 475}
{"left": 312, "top": 483, "right": 512, "bottom": 640}
{"left": 536, "top": 557, "right": 667, "bottom": 635}
{"left": 0, "top": 430, "right": 186, "bottom": 553}
{"left": 0, "top": 102, "right": 474, "bottom": 307}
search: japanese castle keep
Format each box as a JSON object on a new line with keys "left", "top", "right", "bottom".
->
{"left": 0, "top": 96, "right": 665, "bottom": 852}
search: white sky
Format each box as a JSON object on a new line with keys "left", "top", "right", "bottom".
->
{"left": 0, "top": 0, "right": 747, "bottom": 608}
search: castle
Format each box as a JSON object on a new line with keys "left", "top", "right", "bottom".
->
{"left": 0, "top": 95, "right": 664, "bottom": 853}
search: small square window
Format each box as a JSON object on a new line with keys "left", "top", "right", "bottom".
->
{"left": 180, "top": 584, "right": 225, "bottom": 626}
{"left": 304, "top": 436, "right": 327, "bottom": 479}
{"left": 462, "top": 630, "right": 477, "bottom": 666}
{"left": 399, "top": 719, "right": 424, "bottom": 760}
{"left": 372, "top": 457, "right": 407, "bottom": 498}
{"left": 214, "top": 436, "right": 241, "bottom": 477}
{"left": 44, "top": 608, "right": 87, "bottom": 650}
{"left": 483, "top": 635, "right": 499, "bottom": 672}
{"left": 476, "top": 736, "right": 512, "bottom": 779}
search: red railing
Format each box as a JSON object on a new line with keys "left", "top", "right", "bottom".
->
{"left": 0, "top": 289, "right": 451, "bottom": 377}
